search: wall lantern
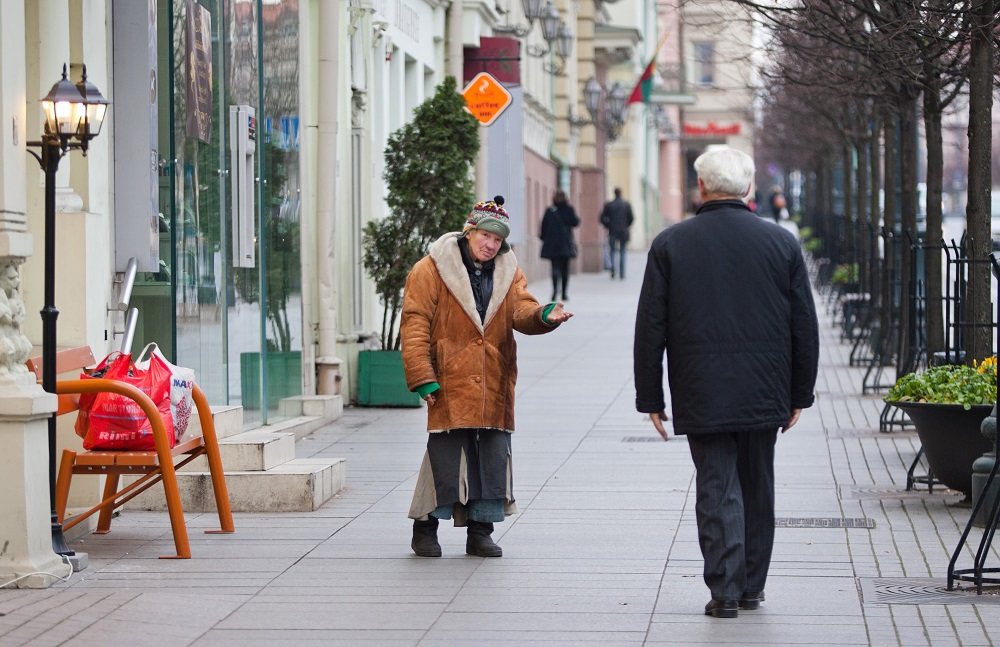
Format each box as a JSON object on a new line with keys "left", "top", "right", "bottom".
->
{"left": 27, "top": 63, "right": 110, "bottom": 557}
{"left": 498, "top": 0, "right": 574, "bottom": 76}
{"left": 570, "top": 77, "right": 629, "bottom": 141}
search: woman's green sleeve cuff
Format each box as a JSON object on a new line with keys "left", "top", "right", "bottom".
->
{"left": 415, "top": 382, "right": 440, "bottom": 397}
{"left": 542, "top": 303, "right": 557, "bottom": 325}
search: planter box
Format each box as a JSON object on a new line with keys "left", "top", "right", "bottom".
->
{"left": 892, "top": 402, "right": 994, "bottom": 499}
{"left": 240, "top": 351, "right": 302, "bottom": 410}
{"left": 357, "top": 350, "right": 421, "bottom": 407}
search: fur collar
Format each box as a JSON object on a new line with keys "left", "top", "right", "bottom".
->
{"left": 429, "top": 232, "right": 517, "bottom": 332}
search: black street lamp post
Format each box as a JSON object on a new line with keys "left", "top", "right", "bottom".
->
{"left": 25, "top": 64, "right": 108, "bottom": 556}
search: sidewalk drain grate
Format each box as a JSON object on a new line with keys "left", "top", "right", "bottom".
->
{"left": 827, "top": 427, "right": 917, "bottom": 438}
{"left": 840, "top": 485, "right": 964, "bottom": 501}
{"left": 775, "top": 517, "right": 875, "bottom": 528}
{"left": 622, "top": 436, "right": 671, "bottom": 442}
{"left": 859, "top": 578, "right": 1000, "bottom": 605}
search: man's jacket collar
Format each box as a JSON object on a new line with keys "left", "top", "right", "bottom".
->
{"left": 696, "top": 199, "right": 751, "bottom": 215}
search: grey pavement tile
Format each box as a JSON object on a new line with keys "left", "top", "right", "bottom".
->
{"left": 216, "top": 601, "right": 447, "bottom": 631}
{"left": 645, "top": 618, "right": 869, "bottom": 645}
{"left": 420, "top": 629, "right": 646, "bottom": 644}
{"left": 194, "top": 636, "right": 421, "bottom": 647}
{"left": 432, "top": 611, "right": 651, "bottom": 632}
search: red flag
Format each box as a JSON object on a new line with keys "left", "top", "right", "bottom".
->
{"left": 627, "top": 58, "right": 656, "bottom": 105}
{"left": 627, "top": 32, "right": 670, "bottom": 105}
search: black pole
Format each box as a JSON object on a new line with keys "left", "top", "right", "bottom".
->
{"left": 40, "top": 138, "right": 73, "bottom": 557}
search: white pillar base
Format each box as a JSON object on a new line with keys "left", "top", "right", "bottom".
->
{"left": 0, "top": 372, "right": 66, "bottom": 589}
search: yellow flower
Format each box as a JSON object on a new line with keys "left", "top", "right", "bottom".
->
{"left": 976, "top": 356, "right": 997, "bottom": 374}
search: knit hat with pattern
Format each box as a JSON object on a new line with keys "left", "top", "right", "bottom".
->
{"left": 464, "top": 195, "right": 511, "bottom": 240}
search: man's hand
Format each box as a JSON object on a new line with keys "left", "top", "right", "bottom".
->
{"left": 781, "top": 408, "right": 802, "bottom": 433}
{"left": 547, "top": 301, "right": 574, "bottom": 324}
{"left": 648, "top": 411, "right": 669, "bottom": 441}
{"left": 423, "top": 392, "right": 437, "bottom": 406}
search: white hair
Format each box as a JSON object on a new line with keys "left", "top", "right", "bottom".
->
{"left": 694, "top": 147, "right": 755, "bottom": 198}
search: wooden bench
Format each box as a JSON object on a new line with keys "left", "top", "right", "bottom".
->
{"left": 27, "top": 346, "right": 234, "bottom": 559}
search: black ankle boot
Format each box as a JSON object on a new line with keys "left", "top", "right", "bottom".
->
{"left": 411, "top": 518, "right": 442, "bottom": 557}
{"left": 466, "top": 520, "right": 502, "bottom": 557}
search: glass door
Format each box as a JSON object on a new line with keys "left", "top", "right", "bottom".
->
{"left": 151, "top": 0, "right": 302, "bottom": 427}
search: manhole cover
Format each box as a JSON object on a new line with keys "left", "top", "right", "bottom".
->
{"left": 775, "top": 517, "right": 875, "bottom": 529}
{"left": 859, "top": 578, "right": 1000, "bottom": 605}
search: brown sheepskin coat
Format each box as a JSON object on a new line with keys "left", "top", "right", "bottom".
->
{"left": 400, "top": 232, "right": 557, "bottom": 433}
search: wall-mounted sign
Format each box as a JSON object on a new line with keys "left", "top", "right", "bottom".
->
{"left": 463, "top": 37, "right": 521, "bottom": 85}
{"left": 684, "top": 121, "right": 741, "bottom": 137}
{"left": 461, "top": 72, "right": 512, "bottom": 127}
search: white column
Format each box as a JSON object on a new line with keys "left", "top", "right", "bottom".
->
{"left": 314, "top": 0, "right": 342, "bottom": 394}
{"left": 37, "top": 0, "right": 83, "bottom": 212}
{"left": 0, "top": 0, "right": 66, "bottom": 589}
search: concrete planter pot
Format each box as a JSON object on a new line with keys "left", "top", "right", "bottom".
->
{"left": 891, "top": 402, "right": 994, "bottom": 499}
{"left": 357, "top": 350, "right": 421, "bottom": 407}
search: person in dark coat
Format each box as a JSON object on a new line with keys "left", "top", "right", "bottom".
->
{"left": 539, "top": 189, "right": 580, "bottom": 301}
{"left": 599, "top": 187, "right": 634, "bottom": 279}
{"left": 633, "top": 147, "right": 819, "bottom": 619}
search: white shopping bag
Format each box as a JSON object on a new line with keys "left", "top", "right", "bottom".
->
{"left": 136, "top": 343, "right": 197, "bottom": 441}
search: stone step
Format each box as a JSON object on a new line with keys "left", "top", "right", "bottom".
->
{"left": 184, "top": 405, "right": 244, "bottom": 440}
{"left": 178, "top": 429, "right": 296, "bottom": 472}
{"left": 124, "top": 458, "right": 346, "bottom": 512}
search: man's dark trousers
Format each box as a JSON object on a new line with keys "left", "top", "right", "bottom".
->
{"left": 687, "top": 429, "right": 778, "bottom": 601}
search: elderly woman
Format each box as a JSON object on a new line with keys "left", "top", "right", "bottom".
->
{"left": 401, "top": 196, "right": 573, "bottom": 557}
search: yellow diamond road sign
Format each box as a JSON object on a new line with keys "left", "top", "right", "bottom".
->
{"left": 462, "top": 72, "right": 512, "bottom": 127}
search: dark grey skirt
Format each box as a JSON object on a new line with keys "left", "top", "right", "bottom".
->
{"left": 408, "top": 428, "right": 518, "bottom": 524}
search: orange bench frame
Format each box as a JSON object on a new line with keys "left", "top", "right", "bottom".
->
{"left": 27, "top": 347, "right": 234, "bottom": 559}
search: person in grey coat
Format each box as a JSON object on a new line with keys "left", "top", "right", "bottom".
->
{"left": 599, "top": 187, "right": 634, "bottom": 279}
{"left": 633, "top": 147, "right": 819, "bottom": 619}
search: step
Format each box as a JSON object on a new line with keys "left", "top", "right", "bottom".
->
{"left": 124, "top": 458, "right": 346, "bottom": 512}
{"left": 184, "top": 405, "right": 244, "bottom": 440}
{"left": 179, "top": 429, "right": 296, "bottom": 472}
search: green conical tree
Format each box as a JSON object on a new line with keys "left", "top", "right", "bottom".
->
{"left": 363, "top": 76, "right": 480, "bottom": 350}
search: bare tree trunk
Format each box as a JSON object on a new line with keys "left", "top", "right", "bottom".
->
{"left": 923, "top": 69, "right": 945, "bottom": 356}
{"left": 965, "top": 0, "right": 994, "bottom": 365}
{"left": 843, "top": 145, "right": 855, "bottom": 270}
{"left": 883, "top": 111, "right": 899, "bottom": 373}
{"left": 856, "top": 140, "right": 869, "bottom": 294}
{"left": 870, "top": 114, "right": 882, "bottom": 309}
{"left": 898, "top": 90, "right": 919, "bottom": 372}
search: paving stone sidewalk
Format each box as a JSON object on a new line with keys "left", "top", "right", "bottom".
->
{"left": 2, "top": 250, "right": 998, "bottom": 647}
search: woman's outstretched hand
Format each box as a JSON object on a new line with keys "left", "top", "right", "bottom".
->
{"left": 547, "top": 301, "right": 574, "bottom": 324}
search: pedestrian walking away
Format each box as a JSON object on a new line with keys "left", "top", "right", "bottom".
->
{"left": 539, "top": 189, "right": 580, "bottom": 301}
{"left": 401, "top": 195, "right": 574, "bottom": 558}
{"left": 599, "top": 187, "right": 634, "bottom": 279}
{"left": 633, "top": 147, "right": 819, "bottom": 619}
{"left": 768, "top": 184, "right": 786, "bottom": 223}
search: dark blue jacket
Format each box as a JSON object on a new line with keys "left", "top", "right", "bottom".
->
{"left": 633, "top": 199, "right": 819, "bottom": 435}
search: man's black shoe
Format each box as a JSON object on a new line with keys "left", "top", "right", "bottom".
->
{"left": 704, "top": 599, "right": 738, "bottom": 618}
{"left": 739, "top": 591, "right": 764, "bottom": 610}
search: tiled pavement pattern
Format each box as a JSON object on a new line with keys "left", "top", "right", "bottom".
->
{"left": 2, "top": 249, "right": 998, "bottom": 646}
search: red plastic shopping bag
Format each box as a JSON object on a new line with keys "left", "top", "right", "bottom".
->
{"left": 74, "top": 351, "right": 174, "bottom": 450}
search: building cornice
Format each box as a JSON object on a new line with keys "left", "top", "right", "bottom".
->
{"left": 594, "top": 24, "right": 640, "bottom": 65}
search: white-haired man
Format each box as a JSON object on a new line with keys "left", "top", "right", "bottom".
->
{"left": 633, "top": 147, "right": 819, "bottom": 618}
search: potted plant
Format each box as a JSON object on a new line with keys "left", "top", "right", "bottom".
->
{"left": 885, "top": 359, "right": 996, "bottom": 500}
{"left": 357, "top": 76, "right": 480, "bottom": 406}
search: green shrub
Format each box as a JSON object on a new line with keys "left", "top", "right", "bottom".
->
{"left": 885, "top": 359, "right": 997, "bottom": 408}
